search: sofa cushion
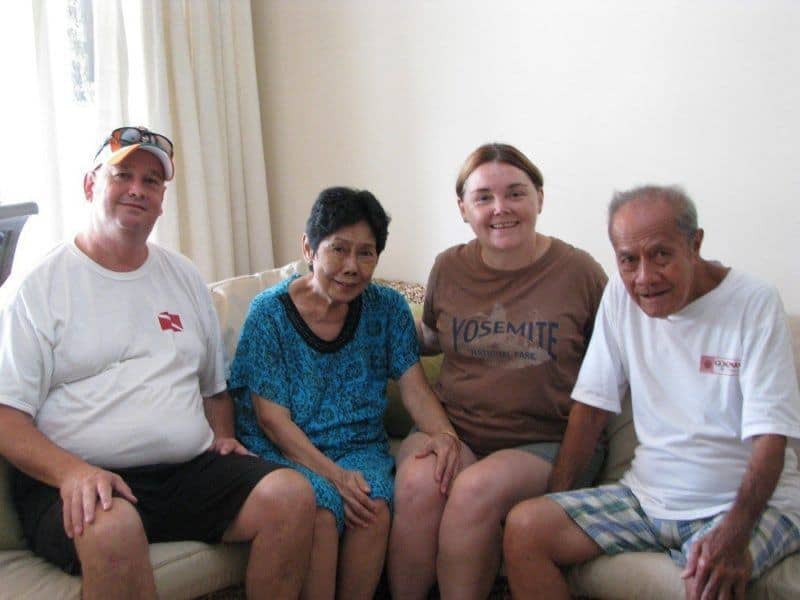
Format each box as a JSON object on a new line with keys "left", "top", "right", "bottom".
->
{"left": 0, "top": 542, "right": 248, "bottom": 600}
{"left": 568, "top": 549, "right": 800, "bottom": 599}
{"left": 568, "top": 551, "right": 685, "bottom": 599}
{"left": 147, "top": 541, "right": 248, "bottom": 599}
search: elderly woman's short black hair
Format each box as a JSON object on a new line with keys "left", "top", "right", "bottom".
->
{"left": 305, "top": 187, "right": 391, "bottom": 255}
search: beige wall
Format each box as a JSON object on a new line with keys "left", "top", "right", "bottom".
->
{"left": 252, "top": 1, "right": 800, "bottom": 314}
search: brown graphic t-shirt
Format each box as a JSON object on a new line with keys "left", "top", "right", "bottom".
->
{"left": 423, "top": 238, "right": 607, "bottom": 455}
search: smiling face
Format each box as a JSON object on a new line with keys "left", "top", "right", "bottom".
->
{"left": 303, "top": 220, "right": 378, "bottom": 304}
{"left": 611, "top": 198, "right": 704, "bottom": 318}
{"left": 84, "top": 148, "right": 166, "bottom": 240}
{"left": 458, "top": 161, "right": 542, "bottom": 264}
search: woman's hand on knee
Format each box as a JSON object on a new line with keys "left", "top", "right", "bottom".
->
{"left": 333, "top": 468, "right": 379, "bottom": 528}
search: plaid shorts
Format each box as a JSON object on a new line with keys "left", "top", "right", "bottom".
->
{"left": 548, "top": 483, "right": 800, "bottom": 579}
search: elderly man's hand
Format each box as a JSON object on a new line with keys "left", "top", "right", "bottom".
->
{"left": 681, "top": 522, "right": 752, "bottom": 600}
{"left": 414, "top": 431, "right": 461, "bottom": 495}
{"left": 208, "top": 436, "right": 253, "bottom": 456}
{"left": 59, "top": 464, "right": 137, "bottom": 539}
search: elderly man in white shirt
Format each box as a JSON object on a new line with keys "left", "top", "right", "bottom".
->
{"left": 503, "top": 185, "right": 800, "bottom": 600}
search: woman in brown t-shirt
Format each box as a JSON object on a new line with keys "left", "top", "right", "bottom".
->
{"left": 387, "top": 143, "right": 609, "bottom": 599}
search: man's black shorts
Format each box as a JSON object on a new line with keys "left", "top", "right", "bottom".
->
{"left": 13, "top": 452, "right": 284, "bottom": 574}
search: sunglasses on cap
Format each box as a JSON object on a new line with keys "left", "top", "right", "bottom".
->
{"left": 93, "top": 126, "right": 174, "bottom": 161}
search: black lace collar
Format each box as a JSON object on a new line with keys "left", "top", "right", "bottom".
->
{"left": 279, "top": 292, "right": 362, "bottom": 353}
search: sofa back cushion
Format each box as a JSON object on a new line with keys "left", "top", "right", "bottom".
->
{"left": 597, "top": 391, "right": 636, "bottom": 484}
{"left": 209, "top": 261, "right": 308, "bottom": 368}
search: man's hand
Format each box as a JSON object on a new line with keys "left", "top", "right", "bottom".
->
{"left": 333, "top": 468, "right": 379, "bottom": 529}
{"left": 208, "top": 436, "right": 252, "bottom": 456}
{"left": 682, "top": 522, "right": 752, "bottom": 600}
{"left": 682, "top": 434, "right": 785, "bottom": 599}
{"left": 414, "top": 432, "right": 461, "bottom": 494}
{"left": 59, "top": 464, "right": 137, "bottom": 539}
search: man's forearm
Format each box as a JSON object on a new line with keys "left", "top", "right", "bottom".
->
{"left": 203, "top": 391, "right": 236, "bottom": 438}
{"left": 547, "top": 402, "right": 610, "bottom": 492}
{"left": 0, "top": 405, "right": 87, "bottom": 487}
{"left": 719, "top": 434, "right": 786, "bottom": 540}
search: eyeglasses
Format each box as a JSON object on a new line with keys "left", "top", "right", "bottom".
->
{"left": 93, "top": 127, "right": 174, "bottom": 161}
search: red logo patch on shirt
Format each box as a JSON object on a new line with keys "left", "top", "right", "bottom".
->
{"left": 699, "top": 355, "right": 741, "bottom": 376}
{"left": 158, "top": 312, "right": 183, "bottom": 332}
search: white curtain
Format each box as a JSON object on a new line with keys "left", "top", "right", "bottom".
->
{"left": 0, "top": 0, "right": 273, "bottom": 284}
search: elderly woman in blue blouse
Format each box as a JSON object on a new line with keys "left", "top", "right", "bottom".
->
{"left": 228, "top": 187, "right": 459, "bottom": 600}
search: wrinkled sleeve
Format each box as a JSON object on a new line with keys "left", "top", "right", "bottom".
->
{"left": 0, "top": 284, "right": 53, "bottom": 417}
{"left": 739, "top": 286, "right": 800, "bottom": 441}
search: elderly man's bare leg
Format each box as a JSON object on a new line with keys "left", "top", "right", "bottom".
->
{"left": 504, "top": 496, "right": 601, "bottom": 599}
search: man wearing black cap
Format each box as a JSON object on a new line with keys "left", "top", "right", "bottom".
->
{"left": 0, "top": 127, "right": 314, "bottom": 598}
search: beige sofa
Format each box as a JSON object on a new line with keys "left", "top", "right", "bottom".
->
{"left": 1, "top": 261, "right": 799, "bottom": 599}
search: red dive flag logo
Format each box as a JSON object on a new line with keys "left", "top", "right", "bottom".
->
{"left": 158, "top": 311, "right": 183, "bottom": 332}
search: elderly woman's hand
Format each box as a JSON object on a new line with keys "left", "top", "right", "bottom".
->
{"left": 415, "top": 431, "right": 461, "bottom": 495}
{"left": 333, "top": 468, "right": 380, "bottom": 528}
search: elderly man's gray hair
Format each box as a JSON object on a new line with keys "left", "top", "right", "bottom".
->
{"left": 608, "top": 185, "right": 699, "bottom": 241}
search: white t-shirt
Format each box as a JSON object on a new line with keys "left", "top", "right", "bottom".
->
{"left": 573, "top": 270, "right": 800, "bottom": 522}
{"left": 0, "top": 241, "right": 225, "bottom": 468}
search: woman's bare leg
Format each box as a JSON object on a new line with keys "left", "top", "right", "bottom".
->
{"left": 388, "top": 432, "right": 476, "bottom": 600}
{"left": 300, "top": 508, "right": 337, "bottom": 600}
{"left": 437, "top": 450, "right": 552, "bottom": 600}
{"left": 337, "top": 500, "right": 391, "bottom": 600}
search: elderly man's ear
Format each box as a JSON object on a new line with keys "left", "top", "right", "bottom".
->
{"left": 691, "top": 229, "right": 704, "bottom": 256}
